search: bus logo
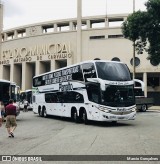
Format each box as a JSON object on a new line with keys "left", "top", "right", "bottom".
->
{"left": 117, "top": 108, "right": 125, "bottom": 112}
{"left": 59, "top": 82, "right": 73, "bottom": 92}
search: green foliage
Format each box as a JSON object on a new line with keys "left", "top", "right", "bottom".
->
{"left": 122, "top": 0, "right": 160, "bottom": 63}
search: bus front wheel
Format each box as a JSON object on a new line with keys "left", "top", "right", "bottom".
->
{"left": 38, "top": 108, "right": 42, "bottom": 117}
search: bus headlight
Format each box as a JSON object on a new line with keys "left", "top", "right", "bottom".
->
{"left": 131, "top": 107, "right": 136, "bottom": 112}
{"left": 98, "top": 106, "right": 110, "bottom": 113}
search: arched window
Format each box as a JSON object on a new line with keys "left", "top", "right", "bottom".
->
{"left": 111, "top": 57, "right": 120, "bottom": 62}
{"left": 130, "top": 57, "right": 140, "bottom": 67}
{"left": 150, "top": 59, "right": 159, "bottom": 66}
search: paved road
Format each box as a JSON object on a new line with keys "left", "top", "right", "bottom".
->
{"left": 0, "top": 110, "right": 160, "bottom": 163}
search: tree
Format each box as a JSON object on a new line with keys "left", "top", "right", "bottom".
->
{"left": 122, "top": 0, "right": 160, "bottom": 64}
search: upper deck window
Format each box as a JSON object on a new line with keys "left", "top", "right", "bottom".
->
{"left": 82, "top": 63, "right": 97, "bottom": 82}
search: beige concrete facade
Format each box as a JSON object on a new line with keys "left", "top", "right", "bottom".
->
{"left": 0, "top": 3, "right": 160, "bottom": 105}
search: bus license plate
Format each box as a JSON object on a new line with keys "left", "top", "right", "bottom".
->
{"left": 117, "top": 108, "right": 125, "bottom": 112}
{"left": 118, "top": 116, "right": 125, "bottom": 119}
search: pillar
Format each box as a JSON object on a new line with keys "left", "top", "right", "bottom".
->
{"left": 51, "top": 60, "right": 55, "bottom": 71}
{"left": 54, "top": 24, "right": 57, "bottom": 32}
{"left": 87, "top": 20, "right": 91, "bottom": 29}
{"left": 143, "top": 72, "right": 147, "bottom": 97}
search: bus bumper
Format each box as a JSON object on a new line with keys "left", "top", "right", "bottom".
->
{"left": 99, "top": 111, "right": 136, "bottom": 121}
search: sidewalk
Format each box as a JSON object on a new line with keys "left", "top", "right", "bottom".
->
{"left": 148, "top": 106, "right": 160, "bottom": 110}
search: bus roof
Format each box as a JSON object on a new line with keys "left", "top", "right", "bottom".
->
{"left": 25, "top": 89, "right": 32, "bottom": 92}
{"left": 0, "top": 79, "right": 16, "bottom": 85}
{"left": 20, "top": 89, "right": 32, "bottom": 93}
{"left": 33, "top": 60, "right": 124, "bottom": 78}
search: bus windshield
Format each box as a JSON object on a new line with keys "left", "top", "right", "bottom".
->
{"left": 96, "top": 62, "right": 131, "bottom": 81}
{"left": 101, "top": 85, "right": 135, "bottom": 107}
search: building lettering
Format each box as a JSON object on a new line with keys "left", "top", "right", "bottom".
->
{"left": 0, "top": 60, "right": 10, "bottom": 65}
{"left": 14, "top": 57, "right": 32, "bottom": 63}
{"left": 48, "top": 53, "right": 72, "bottom": 60}
{"left": 2, "top": 43, "right": 71, "bottom": 60}
{"left": 0, "top": 43, "right": 71, "bottom": 64}
{"left": 59, "top": 82, "right": 73, "bottom": 92}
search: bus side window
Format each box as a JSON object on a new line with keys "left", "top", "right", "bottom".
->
{"left": 62, "top": 92, "right": 68, "bottom": 103}
{"left": 82, "top": 63, "right": 97, "bottom": 82}
{"left": 86, "top": 84, "right": 100, "bottom": 103}
{"left": 72, "top": 65, "right": 84, "bottom": 81}
{"left": 45, "top": 93, "right": 51, "bottom": 103}
{"left": 50, "top": 93, "right": 57, "bottom": 103}
{"left": 57, "top": 92, "right": 64, "bottom": 103}
{"left": 62, "top": 91, "right": 84, "bottom": 103}
{"left": 75, "top": 92, "right": 84, "bottom": 103}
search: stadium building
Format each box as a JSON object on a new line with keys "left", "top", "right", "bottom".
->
{"left": 0, "top": 3, "right": 160, "bottom": 105}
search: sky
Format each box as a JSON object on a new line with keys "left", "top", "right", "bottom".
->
{"left": 2, "top": 0, "right": 147, "bottom": 30}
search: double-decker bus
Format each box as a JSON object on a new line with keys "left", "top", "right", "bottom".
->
{"left": 19, "top": 89, "right": 33, "bottom": 110}
{"left": 0, "top": 79, "right": 19, "bottom": 106}
{"left": 32, "top": 60, "right": 136, "bottom": 124}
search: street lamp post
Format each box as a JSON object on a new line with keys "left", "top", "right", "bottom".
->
{"left": 133, "top": 0, "right": 135, "bottom": 80}
{"left": 133, "top": 41, "right": 136, "bottom": 80}
{"left": 77, "top": 0, "right": 82, "bottom": 63}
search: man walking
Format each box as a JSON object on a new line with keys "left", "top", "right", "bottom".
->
{"left": 5, "top": 99, "right": 17, "bottom": 138}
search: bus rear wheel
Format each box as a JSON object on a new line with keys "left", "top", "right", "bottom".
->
{"left": 43, "top": 108, "right": 48, "bottom": 118}
{"left": 141, "top": 104, "right": 147, "bottom": 112}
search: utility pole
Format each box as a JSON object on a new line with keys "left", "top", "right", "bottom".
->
{"left": 77, "top": 0, "right": 82, "bottom": 63}
{"left": 0, "top": 1, "right": 3, "bottom": 63}
{"left": 132, "top": 0, "right": 135, "bottom": 80}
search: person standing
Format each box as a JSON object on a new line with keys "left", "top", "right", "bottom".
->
{"left": 0, "top": 101, "right": 5, "bottom": 123}
{"left": 13, "top": 99, "right": 20, "bottom": 116}
{"left": 23, "top": 99, "right": 28, "bottom": 112}
{"left": 5, "top": 99, "right": 17, "bottom": 138}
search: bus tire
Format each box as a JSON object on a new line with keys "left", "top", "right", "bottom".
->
{"left": 141, "top": 104, "right": 147, "bottom": 112}
{"left": 83, "top": 110, "right": 89, "bottom": 125}
{"left": 38, "top": 108, "right": 41, "bottom": 116}
{"left": 43, "top": 107, "right": 48, "bottom": 118}
{"left": 71, "top": 108, "right": 79, "bottom": 123}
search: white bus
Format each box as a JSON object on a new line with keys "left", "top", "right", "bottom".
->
{"left": 32, "top": 60, "right": 136, "bottom": 124}
{"left": 19, "top": 89, "right": 33, "bottom": 110}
